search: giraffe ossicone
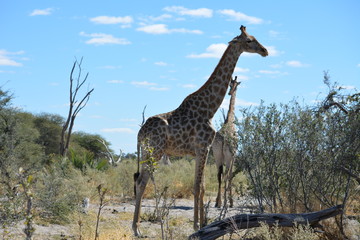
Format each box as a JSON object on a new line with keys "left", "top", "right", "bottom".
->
{"left": 132, "top": 25, "right": 268, "bottom": 236}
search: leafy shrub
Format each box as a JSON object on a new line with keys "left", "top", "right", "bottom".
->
{"left": 68, "top": 148, "right": 108, "bottom": 172}
{"left": 35, "top": 163, "right": 88, "bottom": 224}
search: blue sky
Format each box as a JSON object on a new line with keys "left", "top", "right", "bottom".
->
{"left": 1, "top": 1, "right": 359, "bottom": 153}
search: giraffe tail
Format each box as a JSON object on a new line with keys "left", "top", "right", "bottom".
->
{"left": 133, "top": 141, "right": 140, "bottom": 197}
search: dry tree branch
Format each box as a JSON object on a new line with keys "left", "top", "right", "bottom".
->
{"left": 97, "top": 138, "right": 122, "bottom": 166}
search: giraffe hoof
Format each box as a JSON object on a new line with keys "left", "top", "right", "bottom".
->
{"left": 132, "top": 225, "right": 141, "bottom": 237}
{"left": 193, "top": 222, "right": 200, "bottom": 231}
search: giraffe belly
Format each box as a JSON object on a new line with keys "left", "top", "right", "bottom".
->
{"left": 164, "top": 140, "right": 196, "bottom": 157}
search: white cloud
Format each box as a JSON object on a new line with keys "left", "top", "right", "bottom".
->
{"left": 259, "top": 70, "right": 281, "bottom": 74}
{"left": 341, "top": 85, "right": 356, "bottom": 90}
{"left": 107, "top": 80, "right": 124, "bottom": 84}
{"left": 357, "top": 63, "right": 360, "bottom": 67}
{"left": 234, "top": 67, "right": 250, "bottom": 73}
{"left": 90, "top": 16, "right": 133, "bottom": 28}
{"left": 218, "top": 9, "right": 263, "bottom": 24}
{"left": 188, "top": 44, "right": 276, "bottom": 59}
{"left": 136, "top": 24, "right": 202, "bottom": 34}
{"left": 150, "top": 14, "right": 172, "bottom": 21}
{"left": 154, "top": 61, "right": 168, "bottom": 66}
{"left": 0, "top": 70, "right": 15, "bottom": 74}
{"left": 0, "top": 57, "right": 22, "bottom": 67}
{"left": 269, "top": 30, "right": 280, "bottom": 38}
{"left": 90, "top": 15, "right": 133, "bottom": 24}
{"left": 0, "top": 50, "right": 24, "bottom": 66}
{"left": 79, "top": 32, "right": 131, "bottom": 45}
{"left": 29, "top": 8, "right": 53, "bottom": 16}
{"left": 258, "top": 69, "right": 288, "bottom": 78}
{"left": 101, "top": 128, "right": 134, "bottom": 133}
{"left": 221, "top": 98, "right": 259, "bottom": 109}
{"left": 266, "top": 46, "right": 282, "bottom": 57}
{"left": 131, "top": 81, "right": 157, "bottom": 87}
{"left": 149, "top": 87, "right": 169, "bottom": 91}
{"left": 286, "top": 60, "right": 309, "bottom": 67}
{"left": 131, "top": 81, "right": 168, "bottom": 91}
{"left": 164, "top": 6, "right": 213, "bottom": 18}
{"left": 182, "top": 84, "right": 197, "bottom": 89}
{"left": 187, "top": 43, "right": 227, "bottom": 58}
{"left": 140, "top": 14, "right": 173, "bottom": 23}
{"left": 236, "top": 99, "right": 260, "bottom": 107}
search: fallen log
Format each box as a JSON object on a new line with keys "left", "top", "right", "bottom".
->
{"left": 189, "top": 205, "right": 343, "bottom": 240}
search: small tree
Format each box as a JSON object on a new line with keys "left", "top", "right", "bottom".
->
{"left": 60, "top": 58, "right": 94, "bottom": 157}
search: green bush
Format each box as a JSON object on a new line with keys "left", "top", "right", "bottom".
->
{"left": 35, "top": 163, "right": 88, "bottom": 224}
{"left": 237, "top": 99, "right": 359, "bottom": 213}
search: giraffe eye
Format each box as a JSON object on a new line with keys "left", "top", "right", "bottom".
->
{"left": 246, "top": 40, "right": 252, "bottom": 43}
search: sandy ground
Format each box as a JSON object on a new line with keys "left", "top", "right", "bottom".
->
{"left": 1, "top": 197, "right": 258, "bottom": 239}
{"left": 2, "top": 197, "right": 359, "bottom": 240}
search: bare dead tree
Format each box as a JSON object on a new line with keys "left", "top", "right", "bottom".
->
{"left": 97, "top": 138, "right": 122, "bottom": 166}
{"left": 60, "top": 58, "right": 94, "bottom": 157}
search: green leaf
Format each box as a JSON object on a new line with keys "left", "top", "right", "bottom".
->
{"left": 27, "top": 175, "right": 34, "bottom": 184}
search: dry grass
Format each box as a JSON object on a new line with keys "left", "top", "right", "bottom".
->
{"left": 70, "top": 210, "right": 133, "bottom": 240}
{"left": 238, "top": 222, "right": 320, "bottom": 240}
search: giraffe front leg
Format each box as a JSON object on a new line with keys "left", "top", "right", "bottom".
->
{"left": 193, "top": 181, "right": 200, "bottom": 231}
{"left": 194, "top": 148, "right": 210, "bottom": 230}
{"left": 132, "top": 169, "right": 150, "bottom": 236}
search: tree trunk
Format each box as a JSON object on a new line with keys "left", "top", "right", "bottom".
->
{"left": 189, "top": 205, "right": 343, "bottom": 240}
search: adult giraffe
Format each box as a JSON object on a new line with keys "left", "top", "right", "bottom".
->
{"left": 133, "top": 26, "right": 268, "bottom": 236}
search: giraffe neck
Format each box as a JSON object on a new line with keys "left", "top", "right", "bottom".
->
{"left": 223, "top": 88, "right": 237, "bottom": 134}
{"left": 178, "top": 43, "right": 243, "bottom": 120}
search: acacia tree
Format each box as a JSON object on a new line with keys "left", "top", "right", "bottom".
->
{"left": 60, "top": 58, "right": 94, "bottom": 157}
{"left": 235, "top": 72, "right": 359, "bottom": 238}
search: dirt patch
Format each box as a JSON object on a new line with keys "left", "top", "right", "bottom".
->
{"left": 1, "top": 197, "right": 257, "bottom": 239}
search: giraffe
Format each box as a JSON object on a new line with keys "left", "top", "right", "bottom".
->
{"left": 132, "top": 25, "right": 268, "bottom": 236}
{"left": 212, "top": 76, "right": 240, "bottom": 208}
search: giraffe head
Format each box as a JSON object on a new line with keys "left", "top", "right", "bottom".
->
{"left": 230, "top": 25, "right": 268, "bottom": 57}
{"left": 228, "top": 76, "right": 240, "bottom": 96}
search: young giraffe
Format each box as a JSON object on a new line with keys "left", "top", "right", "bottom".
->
{"left": 212, "top": 77, "right": 240, "bottom": 208}
{"left": 133, "top": 25, "right": 268, "bottom": 236}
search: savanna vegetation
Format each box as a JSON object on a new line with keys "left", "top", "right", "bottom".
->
{"left": 0, "top": 71, "right": 359, "bottom": 239}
